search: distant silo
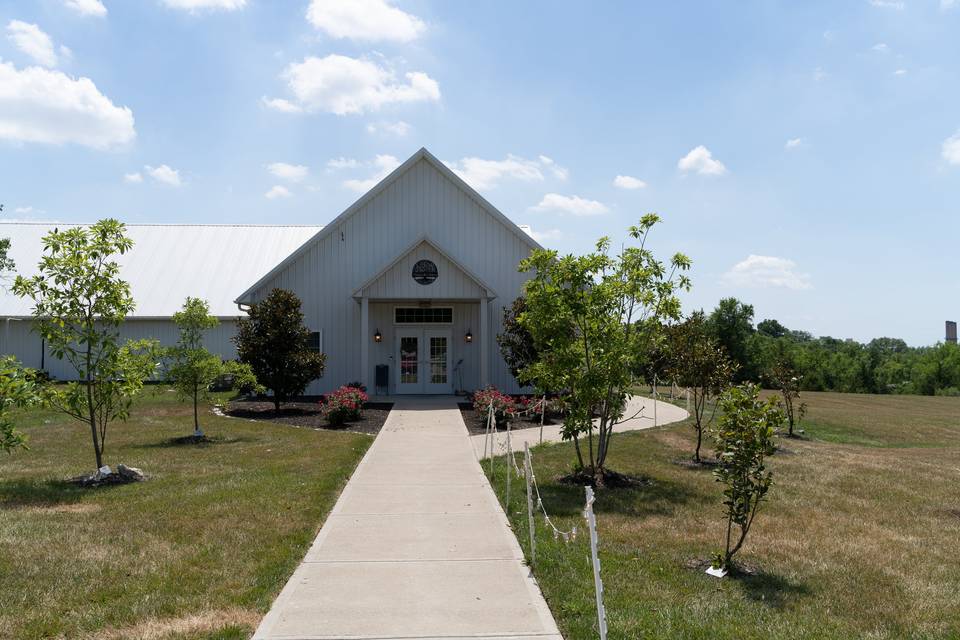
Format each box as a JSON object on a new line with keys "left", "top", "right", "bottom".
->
{"left": 947, "top": 320, "right": 958, "bottom": 344}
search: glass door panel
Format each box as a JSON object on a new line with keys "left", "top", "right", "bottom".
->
{"left": 430, "top": 336, "right": 448, "bottom": 384}
{"left": 400, "top": 336, "right": 419, "bottom": 384}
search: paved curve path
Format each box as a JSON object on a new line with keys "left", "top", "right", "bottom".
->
{"left": 471, "top": 395, "right": 689, "bottom": 459}
{"left": 253, "top": 395, "right": 562, "bottom": 640}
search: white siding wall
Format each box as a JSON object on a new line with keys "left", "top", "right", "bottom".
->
{"left": 247, "top": 157, "right": 534, "bottom": 394}
{"left": 1, "top": 318, "right": 240, "bottom": 381}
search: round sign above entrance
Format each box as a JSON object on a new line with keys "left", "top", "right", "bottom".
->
{"left": 412, "top": 259, "right": 438, "bottom": 285}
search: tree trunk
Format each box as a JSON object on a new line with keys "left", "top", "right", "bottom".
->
{"left": 193, "top": 387, "right": 203, "bottom": 436}
{"left": 694, "top": 425, "right": 702, "bottom": 463}
{"left": 85, "top": 344, "right": 103, "bottom": 470}
{"left": 273, "top": 397, "right": 281, "bottom": 412}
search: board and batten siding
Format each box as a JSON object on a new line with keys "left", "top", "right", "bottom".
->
{"left": 244, "top": 156, "right": 536, "bottom": 394}
{"left": 1, "top": 318, "right": 240, "bottom": 381}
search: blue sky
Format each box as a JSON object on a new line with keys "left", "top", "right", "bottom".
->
{"left": 1, "top": 0, "right": 958, "bottom": 345}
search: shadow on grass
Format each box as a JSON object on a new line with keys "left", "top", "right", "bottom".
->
{"left": 733, "top": 569, "right": 812, "bottom": 609}
{"left": 135, "top": 435, "right": 259, "bottom": 449}
{"left": 531, "top": 474, "right": 701, "bottom": 519}
{"left": 0, "top": 477, "right": 100, "bottom": 508}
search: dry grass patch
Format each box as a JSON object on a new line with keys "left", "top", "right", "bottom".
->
{"left": 487, "top": 391, "right": 960, "bottom": 639}
{"left": 0, "top": 391, "right": 373, "bottom": 640}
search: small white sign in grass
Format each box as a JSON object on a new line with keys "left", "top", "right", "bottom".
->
{"left": 705, "top": 566, "right": 728, "bottom": 578}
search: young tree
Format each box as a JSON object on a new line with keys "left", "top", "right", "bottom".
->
{"left": 764, "top": 360, "right": 806, "bottom": 437}
{"left": 712, "top": 384, "right": 783, "bottom": 571}
{"left": 665, "top": 312, "right": 735, "bottom": 463}
{"left": 519, "top": 215, "right": 691, "bottom": 485}
{"left": 0, "top": 203, "right": 15, "bottom": 279}
{"left": 0, "top": 357, "right": 41, "bottom": 453}
{"left": 234, "top": 288, "right": 325, "bottom": 411}
{"left": 13, "top": 220, "right": 158, "bottom": 471}
{"left": 166, "top": 297, "right": 261, "bottom": 437}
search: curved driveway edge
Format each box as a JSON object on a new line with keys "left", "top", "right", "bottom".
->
{"left": 252, "top": 395, "right": 562, "bottom": 640}
{"left": 472, "top": 395, "right": 689, "bottom": 459}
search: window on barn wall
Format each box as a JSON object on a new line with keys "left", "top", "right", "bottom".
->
{"left": 394, "top": 307, "right": 453, "bottom": 324}
{"left": 308, "top": 330, "right": 323, "bottom": 352}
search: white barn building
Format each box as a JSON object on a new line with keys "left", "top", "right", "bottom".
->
{"left": 1, "top": 148, "right": 542, "bottom": 395}
{"left": 0, "top": 224, "right": 322, "bottom": 381}
{"left": 234, "top": 148, "right": 541, "bottom": 395}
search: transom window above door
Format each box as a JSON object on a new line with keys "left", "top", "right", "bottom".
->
{"left": 394, "top": 307, "right": 453, "bottom": 324}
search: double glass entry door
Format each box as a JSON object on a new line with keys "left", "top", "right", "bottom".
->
{"left": 395, "top": 329, "right": 452, "bottom": 394}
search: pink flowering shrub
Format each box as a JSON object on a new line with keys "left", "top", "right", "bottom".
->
{"left": 321, "top": 385, "right": 368, "bottom": 426}
{"left": 472, "top": 386, "right": 516, "bottom": 425}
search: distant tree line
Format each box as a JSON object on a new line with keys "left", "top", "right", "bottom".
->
{"left": 696, "top": 297, "right": 960, "bottom": 396}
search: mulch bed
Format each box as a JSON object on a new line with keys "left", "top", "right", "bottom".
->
{"left": 225, "top": 400, "right": 393, "bottom": 435}
{"left": 457, "top": 402, "right": 560, "bottom": 436}
{"left": 558, "top": 468, "right": 653, "bottom": 489}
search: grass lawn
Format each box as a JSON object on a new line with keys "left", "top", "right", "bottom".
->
{"left": 486, "top": 391, "right": 960, "bottom": 640}
{"left": 0, "top": 390, "right": 373, "bottom": 640}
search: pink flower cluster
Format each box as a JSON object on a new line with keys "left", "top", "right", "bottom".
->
{"left": 321, "top": 385, "right": 368, "bottom": 426}
{"left": 472, "top": 387, "right": 565, "bottom": 425}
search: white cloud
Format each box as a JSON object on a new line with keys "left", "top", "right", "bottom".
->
{"left": 161, "top": 0, "right": 247, "bottom": 12}
{"left": 64, "top": 0, "right": 107, "bottom": 17}
{"left": 124, "top": 172, "right": 143, "bottom": 183}
{"left": 267, "top": 162, "right": 309, "bottom": 182}
{"left": 446, "top": 154, "right": 566, "bottom": 190}
{"left": 722, "top": 255, "right": 813, "bottom": 290}
{"left": 342, "top": 154, "right": 400, "bottom": 192}
{"left": 327, "top": 156, "right": 362, "bottom": 169}
{"left": 785, "top": 137, "right": 804, "bottom": 150}
{"left": 265, "top": 185, "right": 292, "bottom": 199}
{"left": 813, "top": 67, "right": 827, "bottom": 82}
{"left": 145, "top": 164, "right": 181, "bottom": 187}
{"left": 872, "top": 42, "right": 889, "bottom": 53}
{"left": 524, "top": 226, "right": 562, "bottom": 243}
{"left": 272, "top": 54, "right": 440, "bottom": 116}
{"left": 14, "top": 206, "right": 35, "bottom": 214}
{"left": 7, "top": 21, "right": 59, "bottom": 68}
{"left": 0, "top": 60, "right": 135, "bottom": 149}
{"left": 894, "top": 68, "right": 908, "bottom": 76}
{"left": 613, "top": 174, "right": 647, "bottom": 190}
{"left": 530, "top": 193, "right": 609, "bottom": 217}
{"left": 537, "top": 155, "right": 569, "bottom": 180}
{"left": 942, "top": 131, "right": 960, "bottom": 165}
{"left": 261, "top": 96, "right": 303, "bottom": 113}
{"left": 306, "top": 0, "right": 425, "bottom": 42}
{"left": 943, "top": 0, "right": 958, "bottom": 9}
{"left": 366, "top": 120, "right": 411, "bottom": 136}
{"left": 869, "top": 0, "right": 904, "bottom": 8}
{"left": 677, "top": 145, "right": 727, "bottom": 176}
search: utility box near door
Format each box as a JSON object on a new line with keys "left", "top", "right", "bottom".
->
{"left": 375, "top": 364, "right": 389, "bottom": 395}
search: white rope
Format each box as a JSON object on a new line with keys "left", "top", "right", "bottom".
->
{"left": 479, "top": 395, "right": 577, "bottom": 542}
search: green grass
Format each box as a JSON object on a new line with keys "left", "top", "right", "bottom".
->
{"left": 0, "top": 390, "right": 373, "bottom": 640}
{"left": 487, "top": 391, "right": 960, "bottom": 639}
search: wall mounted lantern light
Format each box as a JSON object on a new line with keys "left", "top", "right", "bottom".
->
{"left": 464, "top": 330, "right": 473, "bottom": 343}
{"left": 374, "top": 329, "right": 382, "bottom": 343}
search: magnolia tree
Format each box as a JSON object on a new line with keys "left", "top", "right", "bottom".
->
{"left": 13, "top": 220, "right": 158, "bottom": 471}
{"left": 166, "top": 297, "right": 261, "bottom": 437}
{"left": 518, "top": 215, "right": 691, "bottom": 485}
{"left": 235, "top": 288, "right": 325, "bottom": 411}
{"left": 765, "top": 360, "right": 806, "bottom": 437}
{"left": 665, "top": 311, "right": 736, "bottom": 463}
{"left": 712, "top": 384, "right": 783, "bottom": 571}
{"left": 0, "top": 357, "right": 41, "bottom": 453}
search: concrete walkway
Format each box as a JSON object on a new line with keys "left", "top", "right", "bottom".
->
{"left": 471, "top": 395, "right": 689, "bottom": 459}
{"left": 253, "top": 396, "right": 562, "bottom": 640}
